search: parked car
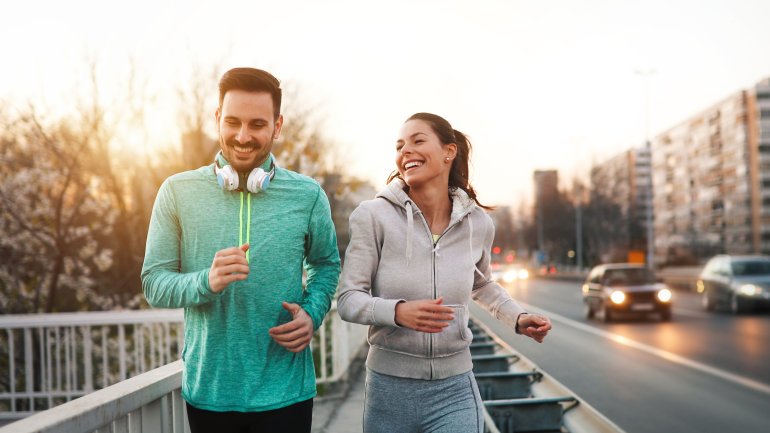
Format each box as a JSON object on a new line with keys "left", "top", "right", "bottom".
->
{"left": 697, "top": 254, "right": 770, "bottom": 314}
{"left": 582, "top": 263, "right": 673, "bottom": 322}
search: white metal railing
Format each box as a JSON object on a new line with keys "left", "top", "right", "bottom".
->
{"left": 0, "top": 309, "right": 184, "bottom": 420}
{"left": 0, "top": 303, "right": 367, "bottom": 427}
{"left": 316, "top": 303, "right": 368, "bottom": 384}
{"left": 0, "top": 360, "right": 187, "bottom": 433}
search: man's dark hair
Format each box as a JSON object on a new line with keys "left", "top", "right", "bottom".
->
{"left": 218, "top": 68, "right": 282, "bottom": 120}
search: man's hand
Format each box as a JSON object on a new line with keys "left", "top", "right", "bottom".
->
{"left": 394, "top": 297, "right": 455, "bottom": 333}
{"left": 517, "top": 313, "right": 552, "bottom": 343}
{"left": 208, "top": 243, "right": 250, "bottom": 293}
{"left": 269, "top": 302, "right": 314, "bottom": 353}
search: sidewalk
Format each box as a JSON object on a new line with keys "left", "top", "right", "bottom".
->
{"left": 311, "top": 354, "right": 366, "bottom": 433}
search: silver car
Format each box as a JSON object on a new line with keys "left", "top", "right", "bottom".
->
{"left": 697, "top": 255, "right": 770, "bottom": 314}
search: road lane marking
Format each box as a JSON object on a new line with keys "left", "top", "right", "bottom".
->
{"left": 521, "top": 303, "right": 770, "bottom": 396}
{"left": 670, "top": 308, "right": 713, "bottom": 319}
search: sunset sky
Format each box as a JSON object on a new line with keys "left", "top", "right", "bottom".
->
{"left": 2, "top": 0, "right": 770, "bottom": 208}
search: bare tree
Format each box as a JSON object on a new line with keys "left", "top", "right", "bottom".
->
{"left": 489, "top": 206, "right": 518, "bottom": 260}
{"left": 0, "top": 62, "right": 374, "bottom": 313}
{"left": 0, "top": 106, "right": 119, "bottom": 313}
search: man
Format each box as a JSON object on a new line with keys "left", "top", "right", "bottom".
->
{"left": 141, "top": 67, "right": 340, "bottom": 433}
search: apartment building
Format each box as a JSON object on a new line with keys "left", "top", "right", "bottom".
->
{"left": 651, "top": 77, "right": 770, "bottom": 263}
{"left": 590, "top": 143, "right": 653, "bottom": 251}
{"left": 533, "top": 169, "right": 558, "bottom": 253}
{"left": 753, "top": 78, "right": 770, "bottom": 253}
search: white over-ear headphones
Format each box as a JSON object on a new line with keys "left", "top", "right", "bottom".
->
{"left": 214, "top": 151, "right": 276, "bottom": 193}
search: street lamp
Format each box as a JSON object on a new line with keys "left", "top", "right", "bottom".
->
{"left": 634, "top": 68, "right": 656, "bottom": 270}
{"left": 574, "top": 182, "right": 585, "bottom": 271}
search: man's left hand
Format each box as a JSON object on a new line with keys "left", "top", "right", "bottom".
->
{"left": 269, "top": 302, "right": 314, "bottom": 353}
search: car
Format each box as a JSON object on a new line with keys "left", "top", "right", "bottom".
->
{"left": 491, "top": 264, "right": 530, "bottom": 284}
{"left": 582, "top": 263, "right": 673, "bottom": 322}
{"left": 697, "top": 254, "right": 770, "bottom": 314}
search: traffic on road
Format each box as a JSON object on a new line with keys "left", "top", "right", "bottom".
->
{"left": 473, "top": 275, "right": 770, "bottom": 433}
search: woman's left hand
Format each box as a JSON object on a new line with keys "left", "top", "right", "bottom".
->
{"left": 517, "top": 314, "right": 552, "bottom": 343}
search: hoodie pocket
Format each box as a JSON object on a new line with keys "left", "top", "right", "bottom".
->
{"left": 433, "top": 304, "right": 472, "bottom": 357}
{"left": 367, "top": 325, "right": 427, "bottom": 356}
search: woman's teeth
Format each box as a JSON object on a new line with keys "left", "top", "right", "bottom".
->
{"left": 404, "top": 161, "right": 422, "bottom": 169}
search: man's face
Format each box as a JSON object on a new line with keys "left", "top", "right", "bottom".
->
{"left": 215, "top": 89, "right": 283, "bottom": 174}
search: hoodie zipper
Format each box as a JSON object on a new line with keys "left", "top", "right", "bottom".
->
{"left": 413, "top": 212, "right": 436, "bottom": 378}
{"left": 414, "top": 209, "right": 470, "bottom": 380}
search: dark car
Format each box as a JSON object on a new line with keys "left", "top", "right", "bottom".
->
{"left": 697, "top": 254, "right": 770, "bottom": 314}
{"left": 582, "top": 263, "right": 673, "bottom": 322}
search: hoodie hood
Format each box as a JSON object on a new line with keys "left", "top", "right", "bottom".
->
{"left": 376, "top": 179, "right": 476, "bottom": 221}
{"left": 376, "top": 179, "right": 479, "bottom": 266}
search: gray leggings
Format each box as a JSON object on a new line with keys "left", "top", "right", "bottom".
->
{"left": 363, "top": 369, "right": 484, "bottom": 433}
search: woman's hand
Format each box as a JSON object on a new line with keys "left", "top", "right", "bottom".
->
{"left": 394, "top": 297, "right": 455, "bottom": 333}
{"left": 517, "top": 313, "right": 552, "bottom": 343}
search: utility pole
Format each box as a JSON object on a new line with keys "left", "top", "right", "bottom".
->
{"left": 634, "top": 68, "right": 656, "bottom": 270}
{"left": 537, "top": 198, "right": 544, "bottom": 253}
{"left": 575, "top": 183, "right": 584, "bottom": 271}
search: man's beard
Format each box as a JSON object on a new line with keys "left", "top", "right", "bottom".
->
{"left": 218, "top": 133, "right": 274, "bottom": 173}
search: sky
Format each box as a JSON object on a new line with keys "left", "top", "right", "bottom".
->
{"left": 2, "top": 0, "right": 770, "bottom": 209}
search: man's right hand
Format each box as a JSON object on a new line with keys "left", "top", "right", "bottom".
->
{"left": 394, "top": 297, "right": 455, "bottom": 333}
{"left": 208, "top": 243, "right": 250, "bottom": 293}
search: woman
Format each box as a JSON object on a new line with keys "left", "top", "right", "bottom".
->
{"left": 337, "top": 113, "right": 552, "bottom": 433}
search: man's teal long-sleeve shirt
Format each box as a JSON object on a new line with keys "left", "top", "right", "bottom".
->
{"left": 141, "top": 160, "right": 340, "bottom": 412}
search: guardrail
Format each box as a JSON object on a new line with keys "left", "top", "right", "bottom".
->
{"left": 470, "top": 318, "right": 625, "bottom": 433}
{"left": 0, "top": 303, "right": 367, "bottom": 426}
{"left": 0, "top": 360, "right": 187, "bottom": 433}
{"left": 0, "top": 309, "right": 185, "bottom": 421}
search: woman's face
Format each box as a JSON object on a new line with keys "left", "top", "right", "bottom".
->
{"left": 395, "top": 119, "right": 456, "bottom": 189}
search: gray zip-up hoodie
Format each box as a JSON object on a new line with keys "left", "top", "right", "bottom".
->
{"left": 337, "top": 179, "right": 526, "bottom": 380}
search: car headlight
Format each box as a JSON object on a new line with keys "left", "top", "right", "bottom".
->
{"left": 739, "top": 284, "right": 761, "bottom": 296}
{"left": 503, "top": 270, "right": 517, "bottom": 283}
{"left": 696, "top": 280, "right": 704, "bottom": 293}
{"left": 610, "top": 291, "right": 626, "bottom": 304}
{"left": 657, "top": 288, "right": 672, "bottom": 303}
{"left": 518, "top": 269, "right": 529, "bottom": 280}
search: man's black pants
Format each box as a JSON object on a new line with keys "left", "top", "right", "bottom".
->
{"left": 186, "top": 399, "right": 313, "bottom": 433}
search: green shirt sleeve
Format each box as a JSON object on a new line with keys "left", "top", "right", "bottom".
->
{"left": 299, "top": 186, "right": 341, "bottom": 330}
{"left": 141, "top": 179, "right": 221, "bottom": 308}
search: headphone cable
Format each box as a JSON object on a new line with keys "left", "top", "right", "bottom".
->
{"left": 238, "top": 191, "right": 252, "bottom": 263}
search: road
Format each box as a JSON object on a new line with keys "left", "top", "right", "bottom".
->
{"left": 471, "top": 277, "right": 770, "bottom": 433}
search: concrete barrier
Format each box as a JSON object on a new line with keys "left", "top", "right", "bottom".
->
{"left": 657, "top": 266, "right": 702, "bottom": 292}
{"left": 533, "top": 266, "right": 704, "bottom": 292}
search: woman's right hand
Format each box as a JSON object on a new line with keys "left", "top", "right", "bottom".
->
{"left": 394, "top": 297, "right": 455, "bottom": 333}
